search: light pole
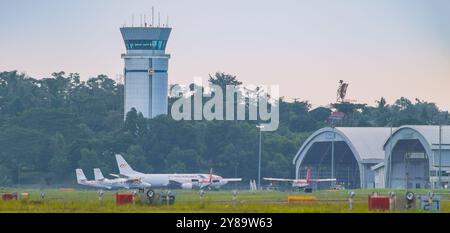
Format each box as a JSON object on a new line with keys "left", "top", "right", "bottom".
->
{"left": 328, "top": 111, "right": 344, "bottom": 188}
{"left": 17, "top": 165, "right": 24, "bottom": 187}
{"left": 388, "top": 122, "right": 393, "bottom": 188}
{"left": 439, "top": 124, "right": 442, "bottom": 189}
{"left": 18, "top": 166, "right": 20, "bottom": 187}
{"left": 256, "top": 125, "right": 264, "bottom": 190}
{"left": 234, "top": 163, "right": 238, "bottom": 189}
{"left": 331, "top": 125, "right": 335, "bottom": 187}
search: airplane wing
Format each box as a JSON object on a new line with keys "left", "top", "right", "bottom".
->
{"left": 310, "top": 178, "right": 337, "bottom": 182}
{"left": 110, "top": 173, "right": 147, "bottom": 183}
{"left": 168, "top": 179, "right": 182, "bottom": 185}
{"left": 98, "top": 184, "right": 112, "bottom": 190}
{"left": 199, "top": 183, "right": 211, "bottom": 189}
{"left": 110, "top": 173, "right": 132, "bottom": 179}
{"left": 167, "top": 180, "right": 184, "bottom": 189}
{"left": 222, "top": 178, "right": 242, "bottom": 182}
{"left": 124, "top": 178, "right": 142, "bottom": 183}
{"left": 263, "top": 178, "right": 295, "bottom": 182}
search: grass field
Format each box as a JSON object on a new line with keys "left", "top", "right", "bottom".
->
{"left": 1, "top": 188, "right": 449, "bottom": 213}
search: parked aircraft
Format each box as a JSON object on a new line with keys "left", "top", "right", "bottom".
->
{"left": 114, "top": 154, "right": 242, "bottom": 190}
{"left": 203, "top": 168, "right": 242, "bottom": 190}
{"left": 75, "top": 169, "right": 112, "bottom": 189}
{"left": 264, "top": 168, "right": 336, "bottom": 189}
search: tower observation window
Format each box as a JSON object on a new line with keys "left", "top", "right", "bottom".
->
{"left": 125, "top": 40, "right": 167, "bottom": 50}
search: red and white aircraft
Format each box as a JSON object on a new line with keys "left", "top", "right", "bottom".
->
{"left": 114, "top": 154, "right": 241, "bottom": 190}
{"left": 264, "top": 168, "right": 336, "bottom": 189}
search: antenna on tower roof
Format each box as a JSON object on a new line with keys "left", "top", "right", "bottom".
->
{"left": 132, "top": 14, "right": 134, "bottom": 27}
{"left": 152, "top": 6, "right": 154, "bottom": 27}
{"left": 140, "top": 14, "right": 143, "bottom": 27}
{"left": 144, "top": 14, "right": 147, "bottom": 27}
{"left": 166, "top": 16, "right": 169, "bottom": 27}
{"left": 158, "top": 12, "right": 161, "bottom": 27}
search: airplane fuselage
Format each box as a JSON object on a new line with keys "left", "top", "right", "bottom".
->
{"left": 115, "top": 154, "right": 239, "bottom": 190}
{"left": 128, "top": 173, "right": 226, "bottom": 189}
{"left": 77, "top": 180, "right": 112, "bottom": 189}
{"left": 292, "top": 179, "right": 310, "bottom": 188}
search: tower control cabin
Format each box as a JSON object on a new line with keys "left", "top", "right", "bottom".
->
{"left": 121, "top": 26, "right": 171, "bottom": 118}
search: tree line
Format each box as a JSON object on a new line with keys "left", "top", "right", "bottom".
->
{"left": 0, "top": 71, "right": 448, "bottom": 186}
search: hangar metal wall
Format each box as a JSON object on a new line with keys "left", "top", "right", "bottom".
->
{"left": 298, "top": 141, "right": 361, "bottom": 189}
{"left": 384, "top": 126, "right": 450, "bottom": 189}
{"left": 293, "top": 127, "right": 391, "bottom": 189}
{"left": 388, "top": 139, "right": 430, "bottom": 189}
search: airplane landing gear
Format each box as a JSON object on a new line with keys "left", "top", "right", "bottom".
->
{"left": 143, "top": 188, "right": 157, "bottom": 204}
{"left": 146, "top": 189, "right": 155, "bottom": 199}
{"left": 137, "top": 188, "right": 175, "bottom": 205}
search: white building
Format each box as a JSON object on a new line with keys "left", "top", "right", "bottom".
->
{"left": 371, "top": 162, "right": 385, "bottom": 189}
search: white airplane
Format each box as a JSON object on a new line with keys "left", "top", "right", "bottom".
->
{"left": 264, "top": 168, "right": 336, "bottom": 189}
{"left": 76, "top": 169, "right": 113, "bottom": 189}
{"left": 114, "top": 154, "right": 242, "bottom": 190}
{"left": 93, "top": 168, "right": 151, "bottom": 190}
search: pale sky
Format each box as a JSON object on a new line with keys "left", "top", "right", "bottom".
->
{"left": 1, "top": 0, "right": 450, "bottom": 110}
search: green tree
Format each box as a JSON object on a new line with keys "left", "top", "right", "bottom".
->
{"left": 78, "top": 148, "right": 102, "bottom": 172}
{"left": 208, "top": 72, "right": 242, "bottom": 89}
{"left": 126, "top": 144, "right": 150, "bottom": 172}
{"left": 48, "top": 133, "right": 71, "bottom": 182}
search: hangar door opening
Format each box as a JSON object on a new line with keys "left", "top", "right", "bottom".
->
{"left": 389, "top": 139, "right": 430, "bottom": 189}
{"left": 299, "top": 141, "right": 360, "bottom": 189}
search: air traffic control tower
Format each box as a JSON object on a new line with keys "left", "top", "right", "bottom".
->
{"left": 120, "top": 26, "right": 171, "bottom": 118}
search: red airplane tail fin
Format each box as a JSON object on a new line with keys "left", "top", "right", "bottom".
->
{"left": 209, "top": 168, "right": 213, "bottom": 183}
{"left": 306, "top": 167, "right": 312, "bottom": 184}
